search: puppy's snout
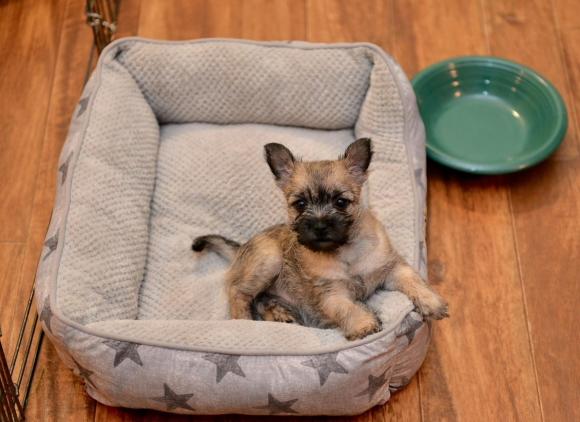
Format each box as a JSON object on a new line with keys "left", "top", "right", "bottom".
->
{"left": 309, "top": 218, "right": 334, "bottom": 238}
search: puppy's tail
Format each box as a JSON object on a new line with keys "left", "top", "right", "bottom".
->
{"left": 192, "top": 235, "right": 240, "bottom": 262}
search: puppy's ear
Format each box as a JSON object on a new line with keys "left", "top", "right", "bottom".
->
{"left": 264, "top": 143, "right": 296, "bottom": 188}
{"left": 343, "top": 138, "right": 373, "bottom": 184}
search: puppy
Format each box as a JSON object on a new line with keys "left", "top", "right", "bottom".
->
{"left": 193, "top": 138, "right": 448, "bottom": 340}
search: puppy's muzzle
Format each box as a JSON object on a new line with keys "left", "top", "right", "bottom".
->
{"left": 295, "top": 217, "right": 350, "bottom": 252}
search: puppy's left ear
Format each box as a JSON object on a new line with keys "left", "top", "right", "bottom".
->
{"left": 343, "top": 138, "right": 373, "bottom": 184}
{"left": 264, "top": 143, "right": 296, "bottom": 189}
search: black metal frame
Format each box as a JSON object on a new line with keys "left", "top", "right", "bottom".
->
{"left": 0, "top": 287, "right": 42, "bottom": 422}
{"left": 0, "top": 329, "right": 24, "bottom": 422}
{"left": 0, "top": 2, "right": 120, "bottom": 420}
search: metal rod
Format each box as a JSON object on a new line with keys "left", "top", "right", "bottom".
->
{"left": 9, "top": 287, "right": 36, "bottom": 374}
{"left": 0, "top": 339, "right": 21, "bottom": 421}
{"left": 0, "top": 339, "right": 15, "bottom": 421}
{"left": 15, "top": 316, "right": 37, "bottom": 391}
{"left": 0, "top": 390, "right": 13, "bottom": 422}
{"left": 23, "top": 330, "right": 43, "bottom": 409}
{"left": 0, "top": 362, "right": 14, "bottom": 422}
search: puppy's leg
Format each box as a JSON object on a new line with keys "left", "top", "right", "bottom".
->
{"left": 316, "top": 284, "right": 382, "bottom": 340}
{"left": 228, "top": 285, "right": 256, "bottom": 320}
{"left": 226, "top": 238, "right": 283, "bottom": 320}
{"left": 382, "top": 260, "right": 449, "bottom": 320}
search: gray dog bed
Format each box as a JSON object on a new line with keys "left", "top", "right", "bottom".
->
{"left": 35, "top": 38, "right": 429, "bottom": 415}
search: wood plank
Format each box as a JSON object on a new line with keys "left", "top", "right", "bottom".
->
{"left": 0, "top": 243, "right": 26, "bottom": 358}
{"left": 26, "top": 340, "right": 96, "bottom": 421}
{"left": 484, "top": 0, "right": 580, "bottom": 420}
{"left": 552, "top": 0, "right": 580, "bottom": 30}
{"left": 0, "top": 1, "right": 65, "bottom": 242}
{"left": 115, "top": 0, "right": 143, "bottom": 39}
{"left": 392, "top": 0, "right": 488, "bottom": 76}
{"left": 138, "top": 0, "right": 305, "bottom": 40}
{"left": 392, "top": 0, "right": 543, "bottom": 420}
{"left": 22, "top": 0, "right": 95, "bottom": 420}
{"left": 306, "top": 0, "right": 392, "bottom": 49}
{"left": 421, "top": 169, "right": 543, "bottom": 422}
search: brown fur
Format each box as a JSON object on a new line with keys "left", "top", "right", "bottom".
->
{"left": 195, "top": 138, "right": 448, "bottom": 340}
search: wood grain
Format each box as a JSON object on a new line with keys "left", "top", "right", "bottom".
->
{"left": 138, "top": 0, "right": 306, "bottom": 40}
{"left": 115, "top": 0, "right": 143, "bottom": 39}
{"left": 393, "top": 0, "right": 543, "bottom": 420}
{"left": 306, "top": 0, "right": 392, "bottom": 49}
{"left": 26, "top": 341, "right": 96, "bottom": 421}
{"left": 552, "top": 0, "right": 580, "bottom": 30}
{"left": 484, "top": 0, "right": 580, "bottom": 421}
{"left": 421, "top": 168, "right": 542, "bottom": 421}
{"left": 392, "top": 0, "right": 488, "bottom": 75}
{"left": 0, "top": 243, "right": 25, "bottom": 358}
{"left": 0, "top": 0, "right": 65, "bottom": 242}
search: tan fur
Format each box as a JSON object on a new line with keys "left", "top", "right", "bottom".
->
{"left": 207, "top": 140, "right": 448, "bottom": 340}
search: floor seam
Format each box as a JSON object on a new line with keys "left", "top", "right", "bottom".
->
{"left": 507, "top": 189, "right": 546, "bottom": 422}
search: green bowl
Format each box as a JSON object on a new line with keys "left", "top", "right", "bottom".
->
{"left": 412, "top": 56, "right": 568, "bottom": 174}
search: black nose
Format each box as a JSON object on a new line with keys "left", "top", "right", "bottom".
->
{"left": 311, "top": 219, "right": 329, "bottom": 237}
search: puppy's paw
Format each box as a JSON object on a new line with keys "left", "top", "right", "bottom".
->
{"left": 413, "top": 290, "right": 449, "bottom": 320}
{"left": 345, "top": 313, "right": 382, "bottom": 341}
{"left": 262, "top": 303, "right": 296, "bottom": 324}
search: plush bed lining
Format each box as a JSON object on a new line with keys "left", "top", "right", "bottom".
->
{"left": 52, "top": 39, "right": 420, "bottom": 354}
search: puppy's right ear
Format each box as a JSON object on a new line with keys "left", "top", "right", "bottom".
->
{"left": 264, "top": 143, "right": 296, "bottom": 189}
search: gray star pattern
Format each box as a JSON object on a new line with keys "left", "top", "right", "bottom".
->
{"left": 301, "top": 351, "right": 348, "bottom": 386}
{"left": 356, "top": 369, "right": 390, "bottom": 401}
{"left": 151, "top": 383, "right": 194, "bottom": 411}
{"left": 255, "top": 393, "right": 298, "bottom": 415}
{"left": 397, "top": 312, "right": 423, "bottom": 343}
{"left": 59, "top": 153, "right": 72, "bottom": 185}
{"left": 39, "top": 299, "right": 53, "bottom": 332}
{"left": 76, "top": 97, "right": 89, "bottom": 117}
{"left": 103, "top": 340, "right": 143, "bottom": 367}
{"left": 202, "top": 354, "right": 245, "bottom": 383}
{"left": 42, "top": 231, "right": 59, "bottom": 261}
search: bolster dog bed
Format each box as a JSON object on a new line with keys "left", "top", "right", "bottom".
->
{"left": 35, "top": 38, "right": 430, "bottom": 416}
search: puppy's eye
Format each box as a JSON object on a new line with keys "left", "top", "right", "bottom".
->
{"left": 335, "top": 197, "right": 350, "bottom": 209}
{"left": 293, "top": 199, "right": 307, "bottom": 212}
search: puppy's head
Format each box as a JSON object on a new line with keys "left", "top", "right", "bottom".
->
{"left": 264, "top": 138, "right": 372, "bottom": 252}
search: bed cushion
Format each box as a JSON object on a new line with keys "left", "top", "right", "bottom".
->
{"left": 35, "top": 38, "right": 429, "bottom": 415}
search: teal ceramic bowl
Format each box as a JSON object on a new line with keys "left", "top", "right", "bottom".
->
{"left": 412, "top": 56, "right": 568, "bottom": 174}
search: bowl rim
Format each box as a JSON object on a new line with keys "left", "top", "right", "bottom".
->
{"left": 412, "top": 55, "right": 568, "bottom": 174}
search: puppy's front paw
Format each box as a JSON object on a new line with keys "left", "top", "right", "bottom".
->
{"left": 413, "top": 289, "right": 449, "bottom": 320}
{"left": 344, "top": 313, "right": 382, "bottom": 341}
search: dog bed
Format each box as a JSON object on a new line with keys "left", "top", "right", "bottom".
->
{"left": 35, "top": 38, "right": 430, "bottom": 416}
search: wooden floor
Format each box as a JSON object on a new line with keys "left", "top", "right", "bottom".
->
{"left": 0, "top": 0, "right": 578, "bottom": 420}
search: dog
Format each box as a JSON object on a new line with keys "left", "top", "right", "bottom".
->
{"left": 193, "top": 138, "right": 448, "bottom": 340}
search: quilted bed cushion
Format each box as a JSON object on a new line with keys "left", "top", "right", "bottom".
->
{"left": 45, "top": 39, "right": 427, "bottom": 355}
